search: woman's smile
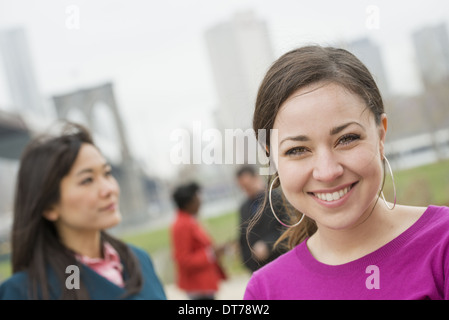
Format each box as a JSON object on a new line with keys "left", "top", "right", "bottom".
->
{"left": 308, "top": 181, "right": 359, "bottom": 208}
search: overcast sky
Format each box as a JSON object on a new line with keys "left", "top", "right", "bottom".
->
{"left": 0, "top": 0, "right": 448, "bottom": 178}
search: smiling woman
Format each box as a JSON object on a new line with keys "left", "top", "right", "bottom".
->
{"left": 244, "top": 45, "right": 449, "bottom": 300}
{"left": 0, "top": 121, "right": 166, "bottom": 300}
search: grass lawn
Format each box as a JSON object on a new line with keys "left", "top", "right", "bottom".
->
{"left": 383, "top": 158, "right": 449, "bottom": 207}
{"left": 0, "top": 257, "right": 11, "bottom": 283}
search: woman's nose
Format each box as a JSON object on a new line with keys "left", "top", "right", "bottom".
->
{"left": 312, "top": 150, "right": 344, "bottom": 182}
{"left": 99, "top": 177, "right": 117, "bottom": 197}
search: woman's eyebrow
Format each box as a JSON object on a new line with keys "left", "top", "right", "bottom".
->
{"left": 330, "top": 121, "right": 365, "bottom": 135}
{"left": 75, "top": 163, "right": 110, "bottom": 176}
{"left": 279, "top": 121, "right": 366, "bottom": 146}
{"left": 279, "top": 134, "right": 310, "bottom": 146}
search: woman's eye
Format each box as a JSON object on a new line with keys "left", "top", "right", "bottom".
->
{"left": 285, "top": 146, "right": 308, "bottom": 156}
{"left": 105, "top": 170, "right": 112, "bottom": 177}
{"left": 80, "top": 177, "right": 93, "bottom": 185}
{"left": 338, "top": 134, "right": 360, "bottom": 146}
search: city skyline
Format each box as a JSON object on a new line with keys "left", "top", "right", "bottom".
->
{"left": 0, "top": 28, "right": 46, "bottom": 116}
{"left": 412, "top": 22, "right": 449, "bottom": 88}
{"left": 205, "top": 10, "right": 275, "bottom": 132}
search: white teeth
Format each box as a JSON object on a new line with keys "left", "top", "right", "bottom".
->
{"left": 314, "top": 186, "right": 351, "bottom": 202}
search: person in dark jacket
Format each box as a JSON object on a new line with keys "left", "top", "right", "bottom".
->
{"left": 236, "top": 165, "right": 288, "bottom": 272}
{"left": 0, "top": 121, "right": 166, "bottom": 300}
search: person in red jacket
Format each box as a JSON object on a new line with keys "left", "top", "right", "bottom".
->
{"left": 170, "top": 182, "right": 227, "bottom": 300}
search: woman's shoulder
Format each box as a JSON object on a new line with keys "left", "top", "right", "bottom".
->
{"left": 126, "top": 244, "right": 160, "bottom": 276}
{"left": 127, "top": 243, "right": 148, "bottom": 257}
{"left": 411, "top": 205, "right": 449, "bottom": 229}
{"left": 0, "top": 271, "right": 30, "bottom": 300}
{"left": 426, "top": 204, "right": 449, "bottom": 215}
{"left": 406, "top": 204, "right": 449, "bottom": 216}
{"left": 124, "top": 244, "right": 167, "bottom": 300}
{"left": 421, "top": 205, "right": 449, "bottom": 234}
{"left": 395, "top": 204, "right": 449, "bottom": 229}
{"left": 244, "top": 243, "right": 306, "bottom": 299}
{"left": 248, "top": 244, "right": 303, "bottom": 280}
{"left": 396, "top": 204, "right": 449, "bottom": 248}
{"left": 126, "top": 244, "right": 155, "bottom": 266}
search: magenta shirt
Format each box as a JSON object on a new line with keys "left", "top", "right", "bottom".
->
{"left": 244, "top": 205, "right": 449, "bottom": 300}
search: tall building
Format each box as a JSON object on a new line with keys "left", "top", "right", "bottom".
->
{"left": 0, "top": 28, "right": 45, "bottom": 115}
{"left": 412, "top": 22, "right": 449, "bottom": 88}
{"left": 347, "top": 37, "right": 391, "bottom": 98}
{"left": 204, "top": 10, "right": 275, "bottom": 131}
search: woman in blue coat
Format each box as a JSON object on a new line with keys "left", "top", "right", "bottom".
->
{"left": 0, "top": 122, "right": 166, "bottom": 300}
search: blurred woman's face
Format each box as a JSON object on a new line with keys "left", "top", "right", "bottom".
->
{"left": 45, "top": 143, "right": 121, "bottom": 232}
{"left": 187, "top": 193, "right": 201, "bottom": 215}
{"left": 271, "top": 82, "right": 387, "bottom": 231}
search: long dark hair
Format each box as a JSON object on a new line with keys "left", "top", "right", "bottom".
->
{"left": 12, "top": 121, "right": 143, "bottom": 299}
{"left": 251, "top": 45, "right": 385, "bottom": 250}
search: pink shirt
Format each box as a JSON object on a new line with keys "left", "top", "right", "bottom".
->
{"left": 75, "top": 242, "right": 124, "bottom": 288}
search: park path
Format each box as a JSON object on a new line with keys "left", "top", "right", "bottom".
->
{"left": 164, "top": 274, "right": 251, "bottom": 300}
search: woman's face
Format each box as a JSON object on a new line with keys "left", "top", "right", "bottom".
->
{"left": 45, "top": 143, "right": 121, "bottom": 232}
{"left": 271, "top": 82, "right": 387, "bottom": 231}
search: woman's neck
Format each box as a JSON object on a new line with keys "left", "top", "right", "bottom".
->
{"left": 57, "top": 225, "right": 103, "bottom": 258}
{"left": 307, "top": 201, "right": 395, "bottom": 265}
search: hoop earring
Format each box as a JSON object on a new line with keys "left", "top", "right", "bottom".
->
{"left": 381, "top": 156, "right": 396, "bottom": 210}
{"left": 269, "top": 175, "right": 304, "bottom": 228}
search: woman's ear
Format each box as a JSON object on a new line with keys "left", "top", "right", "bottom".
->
{"left": 43, "top": 206, "right": 59, "bottom": 222}
{"left": 381, "top": 113, "right": 388, "bottom": 133}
